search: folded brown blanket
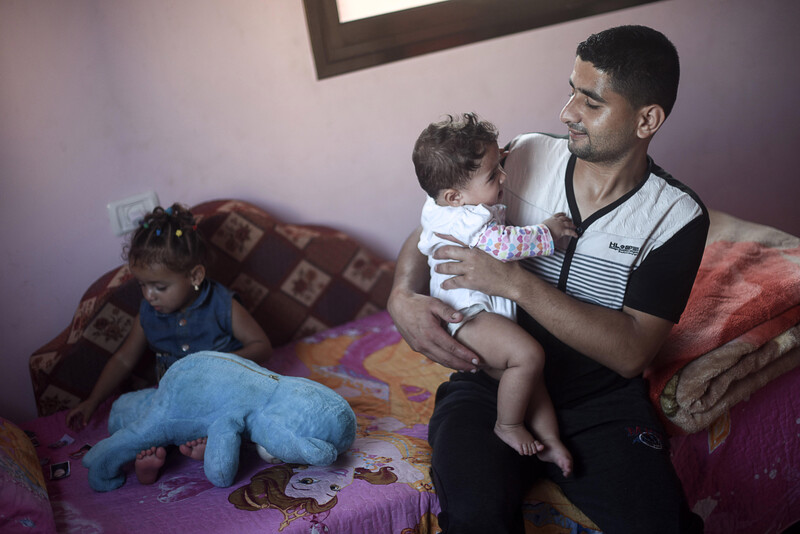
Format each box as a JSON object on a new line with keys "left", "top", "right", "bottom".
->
{"left": 645, "top": 210, "right": 800, "bottom": 434}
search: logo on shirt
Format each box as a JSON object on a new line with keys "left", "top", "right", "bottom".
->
{"left": 626, "top": 426, "right": 665, "bottom": 450}
{"left": 608, "top": 242, "right": 640, "bottom": 255}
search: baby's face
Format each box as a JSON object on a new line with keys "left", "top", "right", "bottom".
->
{"left": 457, "top": 142, "right": 506, "bottom": 206}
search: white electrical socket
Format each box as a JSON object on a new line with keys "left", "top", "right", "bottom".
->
{"left": 107, "top": 191, "right": 160, "bottom": 236}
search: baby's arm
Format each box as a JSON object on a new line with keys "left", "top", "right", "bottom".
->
{"left": 230, "top": 300, "right": 272, "bottom": 365}
{"left": 66, "top": 318, "right": 148, "bottom": 430}
{"left": 474, "top": 213, "right": 577, "bottom": 261}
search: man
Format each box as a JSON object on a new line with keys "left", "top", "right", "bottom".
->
{"left": 388, "top": 25, "right": 708, "bottom": 533}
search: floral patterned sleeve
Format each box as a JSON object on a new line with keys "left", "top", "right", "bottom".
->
{"left": 473, "top": 221, "right": 555, "bottom": 261}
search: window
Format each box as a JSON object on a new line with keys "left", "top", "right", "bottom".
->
{"left": 303, "top": 0, "right": 658, "bottom": 79}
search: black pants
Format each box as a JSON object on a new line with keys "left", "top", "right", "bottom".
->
{"left": 427, "top": 371, "right": 704, "bottom": 534}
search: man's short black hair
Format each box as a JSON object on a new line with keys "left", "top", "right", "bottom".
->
{"left": 577, "top": 25, "right": 680, "bottom": 117}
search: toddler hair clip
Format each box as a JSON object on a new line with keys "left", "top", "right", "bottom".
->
{"left": 165, "top": 206, "right": 174, "bottom": 216}
{"left": 155, "top": 229, "right": 162, "bottom": 236}
{"left": 175, "top": 229, "right": 183, "bottom": 237}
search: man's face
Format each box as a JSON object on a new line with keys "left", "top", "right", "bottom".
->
{"left": 559, "top": 58, "right": 639, "bottom": 163}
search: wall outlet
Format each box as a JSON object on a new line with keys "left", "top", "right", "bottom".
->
{"left": 107, "top": 191, "right": 160, "bottom": 236}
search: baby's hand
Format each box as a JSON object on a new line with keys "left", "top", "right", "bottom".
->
{"left": 544, "top": 213, "right": 578, "bottom": 241}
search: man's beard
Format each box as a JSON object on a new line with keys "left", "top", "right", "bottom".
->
{"left": 567, "top": 129, "right": 628, "bottom": 164}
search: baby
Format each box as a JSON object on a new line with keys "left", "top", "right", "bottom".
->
{"left": 414, "top": 113, "right": 575, "bottom": 475}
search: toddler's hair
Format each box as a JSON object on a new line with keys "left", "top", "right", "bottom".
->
{"left": 124, "top": 203, "right": 208, "bottom": 274}
{"left": 412, "top": 112, "right": 498, "bottom": 198}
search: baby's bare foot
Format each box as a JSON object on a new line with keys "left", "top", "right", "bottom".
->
{"left": 494, "top": 422, "right": 544, "bottom": 456}
{"left": 135, "top": 446, "right": 166, "bottom": 485}
{"left": 536, "top": 437, "right": 573, "bottom": 478}
{"left": 179, "top": 437, "right": 207, "bottom": 461}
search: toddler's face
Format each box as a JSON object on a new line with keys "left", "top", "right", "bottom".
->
{"left": 457, "top": 142, "right": 507, "bottom": 207}
{"left": 130, "top": 262, "right": 197, "bottom": 315}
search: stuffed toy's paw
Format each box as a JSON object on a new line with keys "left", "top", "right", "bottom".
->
{"left": 82, "top": 351, "right": 356, "bottom": 492}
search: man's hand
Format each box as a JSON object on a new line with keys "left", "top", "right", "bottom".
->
{"left": 388, "top": 289, "right": 480, "bottom": 371}
{"left": 434, "top": 244, "right": 519, "bottom": 298}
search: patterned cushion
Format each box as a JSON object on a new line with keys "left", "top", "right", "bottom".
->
{"left": 29, "top": 200, "right": 394, "bottom": 416}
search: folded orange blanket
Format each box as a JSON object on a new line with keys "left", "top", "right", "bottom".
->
{"left": 645, "top": 211, "right": 800, "bottom": 434}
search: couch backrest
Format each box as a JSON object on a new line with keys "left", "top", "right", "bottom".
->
{"left": 29, "top": 199, "right": 395, "bottom": 416}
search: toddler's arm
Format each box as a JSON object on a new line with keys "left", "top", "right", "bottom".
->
{"left": 231, "top": 300, "right": 273, "bottom": 365}
{"left": 66, "top": 318, "right": 148, "bottom": 430}
{"left": 474, "top": 213, "right": 577, "bottom": 261}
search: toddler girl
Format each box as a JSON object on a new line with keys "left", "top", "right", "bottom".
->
{"left": 66, "top": 203, "right": 272, "bottom": 484}
{"left": 414, "top": 113, "right": 575, "bottom": 475}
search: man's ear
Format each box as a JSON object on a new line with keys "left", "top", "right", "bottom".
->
{"left": 441, "top": 189, "right": 463, "bottom": 207}
{"left": 189, "top": 265, "right": 206, "bottom": 287}
{"left": 636, "top": 104, "right": 666, "bottom": 139}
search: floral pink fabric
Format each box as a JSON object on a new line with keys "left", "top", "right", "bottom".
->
{"left": 474, "top": 221, "right": 554, "bottom": 261}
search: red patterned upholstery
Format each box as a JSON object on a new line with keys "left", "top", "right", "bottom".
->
{"left": 29, "top": 200, "right": 395, "bottom": 417}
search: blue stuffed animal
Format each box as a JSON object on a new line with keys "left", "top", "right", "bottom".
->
{"left": 82, "top": 351, "right": 357, "bottom": 492}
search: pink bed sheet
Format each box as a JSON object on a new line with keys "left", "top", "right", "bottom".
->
{"left": 18, "top": 312, "right": 800, "bottom": 533}
{"left": 671, "top": 362, "right": 800, "bottom": 533}
{"left": 20, "top": 313, "right": 444, "bottom": 534}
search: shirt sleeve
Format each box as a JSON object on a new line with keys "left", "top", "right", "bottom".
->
{"left": 624, "top": 212, "right": 710, "bottom": 323}
{"left": 473, "top": 221, "right": 555, "bottom": 262}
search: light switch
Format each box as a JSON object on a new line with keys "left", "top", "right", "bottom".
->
{"left": 107, "top": 191, "right": 160, "bottom": 236}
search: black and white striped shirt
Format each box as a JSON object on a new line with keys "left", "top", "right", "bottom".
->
{"left": 502, "top": 133, "right": 709, "bottom": 400}
{"left": 504, "top": 133, "right": 708, "bottom": 323}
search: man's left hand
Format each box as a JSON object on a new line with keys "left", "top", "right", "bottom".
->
{"left": 433, "top": 244, "right": 517, "bottom": 298}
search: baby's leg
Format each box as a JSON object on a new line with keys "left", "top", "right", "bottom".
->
{"left": 527, "top": 375, "right": 573, "bottom": 477}
{"left": 135, "top": 446, "right": 167, "bottom": 485}
{"left": 455, "top": 312, "right": 542, "bottom": 456}
{"left": 179, "top": 437, "right": 207, "bottom": 461}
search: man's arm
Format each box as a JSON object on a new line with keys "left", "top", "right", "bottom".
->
{"left": 387, "top": 226, "right": 480, "bottom": 371}
{"left": 435, "top": 245, "right": 673, "bottom": 377}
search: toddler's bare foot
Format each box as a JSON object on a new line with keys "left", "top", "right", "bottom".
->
{"left": 536, "top": 437, "right": 573, "bottom": 478}
{"left": 494, "top": 422, "right": 544, "bottom": 456}
{"left": 179, "top": 437, "right": 207, "bottom": 461}
{"left": 135, "top": 446, "right": 166, "bottom": 485}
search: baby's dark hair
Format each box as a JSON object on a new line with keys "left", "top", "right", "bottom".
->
{"left": 413, "top": 112, "right": 498, "bottom": 198}
{"left": 124, "top": 203, "right": 208, "bottom": 274}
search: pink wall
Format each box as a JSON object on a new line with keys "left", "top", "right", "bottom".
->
{"left": 1, "top": 0, "right": 798, "bottom": 422}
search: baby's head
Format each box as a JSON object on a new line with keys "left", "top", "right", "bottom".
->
{"left": 125, "top": 204, "right": 209, "bottom": 314}
{"left": 413, "top": 113, "right": 504, "bottom": 207}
